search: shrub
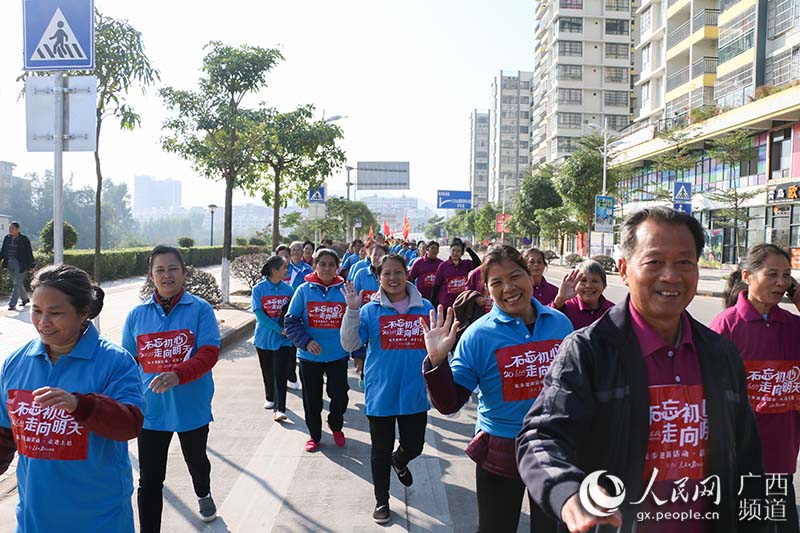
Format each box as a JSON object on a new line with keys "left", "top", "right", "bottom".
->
{"left": 39, "top": 219, "right": 78, "bottom": 253}
{"left": 178, "top": 237, "right": 195, "bottom": 248}
{"left": 231, "top": 253, "right": 269, "bottom": 289}
{"left": 248, "top": 237, "right": 267, "bottom": 246}
{"left": 564, "top": 253, "right": 584, "bottom": 268}
{"left": 235, "top": 237, "right": 248, "bottom": 246}
{"left": 139, "top": 266, "right": 221, "bottom": 307}
{"left": 591, "top": 255, "right": 617, "bottom": 273}
{"left": 689, "top": 105, "right": 720, "bottom": 123}
{"left": 543, "top": 250, "right": 558, "bottom": 262}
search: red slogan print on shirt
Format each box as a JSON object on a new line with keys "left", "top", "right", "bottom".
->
{"left": 644, "top": 385, "right": 708, "bottom": 480}
{"left": 306, "top": 302, "right": 346, "bottom": 329}
{"left": 446, "top": 276, "right": 467, "bottom": 294}
{"left": 136, "top": 329, "right": 195, "bottom": 373}
{"left": 494, "top": 340, "right": 561, "bottom": 402}
{"left": 744, "top": 360, "right": 800, "bottom": 414}
{"left": 379, "top": 315, "right": 429, "bottom": 350}
{"left": 7, "top": 390, "right": 89, "bottom": 460}
{"left": 360, "top": 290, "right": 377, "bottom": 305}
{"left": 261, "top": 296, "right": 289, "bottom": 318}
{"left": 423, "top": 272, "right": 436, "bottom": 288}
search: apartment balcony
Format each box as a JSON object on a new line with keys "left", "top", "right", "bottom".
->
{"left": 666, "top": 66, "right": 690, "bottom": 91}
{"left": 667, "top": 20, "right": 691, "bottom": 49}
{"left": 692, "top": 9, "right": 719, "bottom": 32}
{"left": 691, "top": 56, "right": 718, "bottom": 78}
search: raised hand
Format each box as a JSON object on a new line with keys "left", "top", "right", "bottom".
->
{"left": 341, "top": 281, "right": 362, "bottom": 310}
{"left": 419, "top": 305, "right": 459, "bottom": 368}
{"left": 554, "top": 269, "right": 581, "bottom": 309}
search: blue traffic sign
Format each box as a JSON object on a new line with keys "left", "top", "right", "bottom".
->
{"left": 23, "top": 0, "right": 94, "bottom": 71}
{"left": 437, "top": 190, "right": 472, "bottom": 209}
{"left": 309, "top": 185, "right": 326, "bottom": 203}
{"left": 673, "top": 182, "right": 692, "bottom": 204}
{"left": 673, "top": 203, "right": 692, "bottom": 214}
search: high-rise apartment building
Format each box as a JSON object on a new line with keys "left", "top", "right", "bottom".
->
{"left": 490, "top": 71, "right": 534, "bottom": 211}
{"left": 469, "top": 110, "right": 491, "bottom": 209}
{"left": 0, "top": 161, "right": 32, "bottom": 216}
{"left": 531, "top": 0, "right": 637, "bottom": 165}
{"left": 133, "top": 175, "right": 182, "bottom": 215}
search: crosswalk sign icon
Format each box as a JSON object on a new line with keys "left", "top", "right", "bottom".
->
{"left": 673, "top": 182, "right": 692, "bottom": 203}
{"left": 24, "top": 0, "right": 95, "bottom": 71}
{"left": 310, "top": 191, "right": 323, "bottom": 202}
{"left": 308, "top": 185, "right": 326, "bottom": 204}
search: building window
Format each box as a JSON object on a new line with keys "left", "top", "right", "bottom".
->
{"left": 559, "top": 41, "right": 583, "bottom": 57}
{"left": 560, "top": 0, "right": 583, "bottom": 8}
{"left": 606, "top": 43, "right": 629, "bottom": 59}
{"left": 558, "top": 64, "right": 583, "bottom": 80}
{"left": 558, "top": 112, "right": 583, "bottom": 129}
{"left": 519, "top": 156, "right": 529, "bottom": 164}
{"left": 557, "top": 137, "right": 580, "bottom": 153}
{"left": 605, "top": 66, "right": 629, "bottom": 83}
{"left": 604, "top": 91, "right": 629, "bottom": 107}
{"left": 558, "top": 88, "right": 583, "bottom": 104}
{"left": 768, "top": 0, "right": 798, "bottom": 38}
{"left": 520, "top": 81, "right": 531, "bottom": 89}
{"left": 502, "top": 95, "right": 517, "bottom": 104}
{"left": 559, "top": 17, "right": 583, "bottom": 33}
{"left": 519, "top": 125, "right": 529, "bottom": 133}
{"left": 641, "top": 43, "right": 651, "bottom": 72}
{"left": 605, "top": 19, "right": 630, "bottom": 35}
{"left": 606, "top": 0, "right": 630, "bottom": 11}
{"left": 640, "top": 7, "right": 653, "bottom": 34}
{"left": 719, "top": 32, "right": 755, "bottom": 64}
{"left": 521, "top": 96, "right": 530, "bottom": 104}
{"left": 606, "top": 115, "right": 630, "bottom": 130}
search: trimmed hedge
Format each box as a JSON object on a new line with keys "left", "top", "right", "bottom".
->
{"left": 0, "top": 246, "right": 270, "bottom": 293}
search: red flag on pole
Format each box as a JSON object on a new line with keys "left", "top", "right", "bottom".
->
{"left": 402, "top": 216, "right": 410, "bottom": 239}
{"left": 368, "top": 225, "right": 374, "bottom": 239}
{"left": 383, "top": 220, "right": 391, "bottom": 237}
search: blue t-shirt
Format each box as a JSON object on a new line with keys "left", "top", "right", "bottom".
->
{"left": 346, "top": 258, "right": 371, "bottom": 281}
{"left": 340, "top": 253, "right": 361, "bottom": 274}
{"left": 0, "top": 323, "right": 142, "bottom": 533}
{"left": 287, "top": 280, "right": 349, "bottom": 363}
{"left": 452, "top": 298, "right": 573, "bottom": 439}
{"left": 287, "top": 261, "right": 313, "bottom": 290}
{"left": 353, "top": 266, "right": 380, "bottom": 304}
{"left": 121, "top": 291, "right": 220, "bottom": 432}
{"left": 251, "top": 278, "right": 294, "bottom": 350}
{"left": 358, "top": 295, "right": 434, "bottom": 416}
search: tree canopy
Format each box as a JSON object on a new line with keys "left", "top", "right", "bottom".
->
{"left": 510, "top": 164, "right": 562, "bottom": 241}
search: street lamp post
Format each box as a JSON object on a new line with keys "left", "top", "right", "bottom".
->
{"left": 585, "top": 119, "right": 611, "bottom": 255}
{"left": 208, "top": 204, "right": 218, "bottom": 246}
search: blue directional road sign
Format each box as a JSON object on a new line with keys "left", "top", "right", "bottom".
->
{"left": 24, "top": 0, "right": 95, "bottom": 71}
{"left": 673, "top": 181, "right": 692, "bottom": 214}
{"left": 309, "top": 185, "right": 326, "bottom": 203}
{"left": 437, "top": 190, "right": 472, "bottom": 209}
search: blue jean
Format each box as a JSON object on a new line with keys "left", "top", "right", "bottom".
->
{"left": 8, "top": 259, "right": 28, "bottom": 307}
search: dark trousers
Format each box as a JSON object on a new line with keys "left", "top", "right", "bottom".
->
{"left": 288, "top": 349, "right": 298, "bottom": 383}
{"left": 299, "top": 358, "right": 349, "bottom": 443}
{"left": 137, "top": 425, "right": 212, "bottom": 533}
{"left": 367, "top": 412, "right": 428, "bottom": 504}
{"left": 475, "top": 463, "right": 556, "bottom": 533}
{"left": 256, "top": 346, "right": 295, "bottom": 412}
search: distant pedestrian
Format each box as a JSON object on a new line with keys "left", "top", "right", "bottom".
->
{"left": 711, "top": 243, "right": 800, "bottom": 532}
{"left": 431, "top": 238, "right": 479, "bottom": 309}
{"left": 341, "top": 254, "right": 434, "bottom": 524}
{"left": 252, "top": 256, "right": 295, "bottom": 421}
{"left": 1, "top": 222, "right": 35, "bottom": 310}
{"left": 284, "top": 249, "right": 350, "bottom": 452}
{"left": 551, "top": 259, "right": 614, "bottom": 330}
{"left": 122, "top": 245, "right": 221, "bottom": 531}
{"left": 302, "top": 240, "right": 315, "bottom": 267}
{"left": 408, "top": 240, "right": 442, "bottom": 301}
{"left": 0, "top": 264, "right": 143, "bottom": 532}
{"left": 523, "top": 248, "right": 557, "bottom": 306}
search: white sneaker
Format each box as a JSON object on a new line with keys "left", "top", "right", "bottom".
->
{"left": 274, "top": 411, "right": 288, "bottom": 422}
{"left": 288, "top": 380, "right": 301, "bottom": 390}
{"left": 264, "top": 400, "right": 275, "bottom": 409}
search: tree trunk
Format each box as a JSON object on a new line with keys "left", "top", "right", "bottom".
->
{"left": 93, "top": 113, "right": 103, "bottom": 282}
{"left": 221, "top": 173, "right": 234, "bottom": 305}
{"left": 271, "top": 169, "right": 281, "bottom": 250}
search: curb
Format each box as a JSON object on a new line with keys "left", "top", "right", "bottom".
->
{"left": 220, "top": 317, "right": 256, "bottom": 351}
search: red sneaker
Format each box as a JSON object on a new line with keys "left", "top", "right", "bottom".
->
{"left": 304, "top": 438, "right": 319, "bottom": 452}
{"left": 332, "top": 430, "right": 346, "bottom": 447}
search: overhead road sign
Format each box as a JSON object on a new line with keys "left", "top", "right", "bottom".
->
{"left": 356, "top": 162, "right": 410, "bottom": 190}
{"left": 437, "top": 190, "right": 472, "bottom": 209}
{"left": 309, "top": 185, "right": 326, "bottom": 203}
{"left": 24, "top": 0, "right": 94, "bottom": 71}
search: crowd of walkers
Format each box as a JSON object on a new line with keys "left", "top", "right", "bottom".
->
{"left": 1, "top": 206, "right": 800, "bottom": 532}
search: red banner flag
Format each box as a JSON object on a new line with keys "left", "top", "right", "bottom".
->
{"left": 368, "top": 225, "right": 374, "bottom": 239}
{"left": 383, "top": 220, "right": 391, "bottom": 237}
{"left": 402, "top": 216, "right": 410, "bottom": 239}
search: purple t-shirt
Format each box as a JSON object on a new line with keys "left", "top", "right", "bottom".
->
{"left": 630, "top": 302, "right": 709, "bottom": 533}
{"left": 710, "top": 291, "right": 800, "bottom": 474}
{"left": 434, "top": 258, "right": 473, "bottom": 309}
{"left": 531, "top": 277, "right": 558, "bottom": 306}
{"left": 408, "top": 256, "right": 442, "bottom": 301}
{"left": 556, "top": 295, "right": 614, "bottom": 330}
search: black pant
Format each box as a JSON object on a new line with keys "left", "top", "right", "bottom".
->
{"left": 367, "top": 412, "right": 428, "bottom": 504}
{"left": 288, "top": 349, "right": 298, "bottom": 383}
{"left": 256, "top": 345, "right": 295, "bottom": 412}
{"left": 138, "top": 425, "right": 212, "bottom": 533}
{"left": 475, "top": 463, "right": 556, "bottom": 533}
{"left": 299, "top": 358, "right": 350, "bottom": 443}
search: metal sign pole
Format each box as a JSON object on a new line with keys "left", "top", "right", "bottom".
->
{"left": 53, "top": 73, "right": 64, "bottom": 264}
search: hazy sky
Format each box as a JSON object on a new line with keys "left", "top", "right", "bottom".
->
{"left": 1, "top": 1, "right": 534, "bottom": 208}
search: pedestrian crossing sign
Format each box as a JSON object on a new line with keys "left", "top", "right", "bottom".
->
{"left": 24, "top": 0, "right": 94, "bottom": 71}
{"left": 308, "top": 185, "right": 326, "bottom": 204}
{"left": 673, "top": 182, "right": 692, "bottom": 203}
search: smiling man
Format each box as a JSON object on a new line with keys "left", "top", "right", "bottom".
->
{"left": 516, "top": 207, "right": 768, "bottom": 533}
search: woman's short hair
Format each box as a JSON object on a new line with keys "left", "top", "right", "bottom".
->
{"left": 481, "top": 245, "right": 530, "bottom": 286}
{"left": 578, "top": 259, "right": 607, "bottom": 287}
{"left": 376, "top": 254, "right": 408, "bottom": 276}
{"left": 523, "top": 248, "right": 547, "bottom": 267}
{"left": 261, "top": 255, "right": 287, "bottom": 278}
{"left": 313, "top": 248, "right": 340, "bottom": 267}
{"left": 31, "top": 264, "right": 104, "bottom": 320}
{"left": 147, "top": 245, "right": 186, "bottom": 273}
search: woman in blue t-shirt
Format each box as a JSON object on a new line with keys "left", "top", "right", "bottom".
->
{"left": 422, "top": 245, "right": 573, "bottom": 533}
{"left": 341, "top": 253, "right": 434, "bottom": 524}
{"left": 0, "top": 264, "right": 143, "bottom": 533}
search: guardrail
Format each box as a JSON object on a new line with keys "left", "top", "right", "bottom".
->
{"left": 667, "top": 66, "right": 690, "bottom": 91}
{"left": 691, "top": 56, "right": 718, "bottom": 78}
{"left": 667, "top": 19, "right": 691, "bottom": 48}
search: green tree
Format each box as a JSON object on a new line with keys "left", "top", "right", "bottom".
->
{"left": 535, "top": 207, "right": 581, "bottom": 260}
{"left": 652, "top": 128, "right": 699, "bottom": 184}
{"left": 424, "top": 215, "right": 445, "bottom": 239}
{"left": 510, "top": 164, "right": 562, "bottom": 243}
{"left": 161, "top": 41, "right": 283, "bottom": 303}
{"left": 444, "top": 209, "right": 476, "bottom": 240}
{"left": 40, "top": 220, "right": 78, "bottom": 252}
{"left": 475, "top": 203, "right": 500, "bottom": 241}
{"left": 245, "top": 105, "right": 346, "bottom": 248}
{"left": 324, "top": 197, "right": 378, "bottom": 241}
{"left": 555, "top": 134, "right": 618, "bottom": 253}
{"left": 101, "top": 179, "right": 138, "bottom": 248}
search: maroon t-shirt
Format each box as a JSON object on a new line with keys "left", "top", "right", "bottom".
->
{"left": 408, "top": 256, "right": 443, "bottom": 300}
{"left": 434, "top": 258, "right": 473, "bottom": 309}
{"left": 531, "top": 277, "right": 558, "bottom": 306}
{"left": 556, "top": 295, "right": 614, "bottom": 330}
